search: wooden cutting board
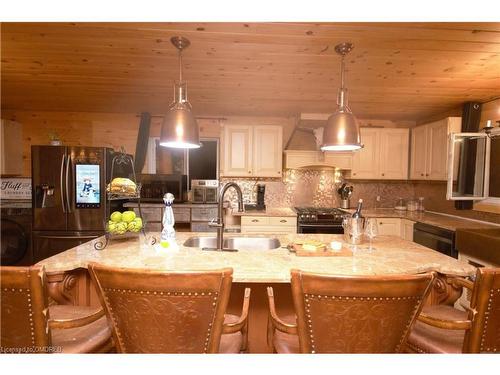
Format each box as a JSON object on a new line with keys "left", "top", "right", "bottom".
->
{"left": 290, "top": 243, "right": 353, "bottom": 257}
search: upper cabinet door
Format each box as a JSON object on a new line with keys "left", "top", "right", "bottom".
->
{"left": 221, "top": 125, "right": 253, "bottom": 177}
{"left": 351, "top": 128, "right": 379, "bottom": 179}
{"left": 427, "top": 118, "right": 461, "bottom": 180}
{"left": 252, "top": 126, "right": 283, "bottom": 177}
{"left": 427, "top": 120, "right": 450, "bottom": 180}
{"left": 379, "top": 129, "right": 409, "bottom": 179}
{"left": 410, "top": 125, "right": 428, "bottom": 180}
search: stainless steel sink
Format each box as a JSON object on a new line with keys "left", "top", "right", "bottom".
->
{"left": 183, "top": 236, "right": 281, "bottom": 251}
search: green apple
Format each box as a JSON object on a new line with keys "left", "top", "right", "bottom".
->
{"left": 122, "top": 210, "right": 136, "bottom": 223}
{"left": 110, "top": 211, "right": 122, "bottom": 223}
{"left": 132, "top": 217, "right": 143, "bottom": 231}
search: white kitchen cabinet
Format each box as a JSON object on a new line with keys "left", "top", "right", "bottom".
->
{"left": 410, "top": 125, "right": 428, "bottom": 179}
{"left": 351, "top": 128, "right": 379, "bottom": 179}
{"left": 351, "top": 128, "right": 409, "bottom": 180}
{"left": 221, "top": 125, "right": 253, "bottom": 177}
{"left": 252, "top": 126, "right": 283, "bottom": 177}
{"left": 1, "top": 119, "right": 23, "bottom": 176}
{"left": 221, "top": 125, "right": 283, "bottom": 177}
{"left": 410, "top": 117, "right": 462, "bottom": 180}
{"left": 379, "top": 129, "right": 409, "bottom": 179}
{"left": 240, "top": 215, "right": 296, "bottom": 234}
{"left": 375, "top": 218, "right": 401, "bottom": 236}
{"left": 401, "top": 219, "right": 415, "bottom": 241}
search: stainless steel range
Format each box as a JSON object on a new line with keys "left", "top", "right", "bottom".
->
{"left": 295, "top": 207, "right": 347, "bottom": 234}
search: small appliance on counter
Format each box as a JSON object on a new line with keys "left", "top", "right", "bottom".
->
{"left": 190, "top": 179, "right": 218, "bottom": 203}
{"left": 243, "top": 183, "right": 266, "bottom": 211}
{"left": 337, "top": 183, "right": 353, "bottom": 209}
{"left": 256, "top": 184, "right": 266, "bottom": 210}
{"left": 138, "top": 174, "right": 188, "bottom": 203}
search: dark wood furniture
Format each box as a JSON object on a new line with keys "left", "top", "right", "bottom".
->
{"left": 87, "top": 263, "right": 250, "bottom": 353}
{"left": 267, "top": 269, "right": 436, "bottom": 353}
{"left": 0, "top": 266, "right": 113, "bottom": 353}
{"left": 406, "top": 267, "right": 500, "bottom": 353}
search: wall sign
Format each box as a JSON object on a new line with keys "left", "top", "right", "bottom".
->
{"left": 0, "top": 178, "right": 32, "bottom": 200}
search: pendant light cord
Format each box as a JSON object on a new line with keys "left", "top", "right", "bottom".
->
{"left": 178, "top": 48, "right": 183, "bottom": 83}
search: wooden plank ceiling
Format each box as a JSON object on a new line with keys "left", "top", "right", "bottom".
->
{"left": 1, "top": 22, "right": 500, "bottom": 121}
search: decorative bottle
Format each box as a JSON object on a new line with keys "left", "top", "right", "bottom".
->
{"left": 161, "top": 193, "right": 176, "bottom": 248}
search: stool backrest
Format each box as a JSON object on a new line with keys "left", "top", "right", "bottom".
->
{"left": 88, "top": 263, "right": 233, "bottom": 353}
{"left": 466, "top": 267, "right": 500, "bottom": 353}
{"left": 1, "top": 266, "right": 50, "bottom": 351}
{"left": 290, "top": 270, "right": 435, "bottom": 353}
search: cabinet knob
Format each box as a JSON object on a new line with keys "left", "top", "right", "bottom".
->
{"left": 278, "top": 171, "right": 281, "bottom": 174}
{"left": 421, "top": 173, "right": 424, "bottom": 176}
{"left": 251, "top": 219, "right": 259, "bottom": 223}
{"left": 280, "top": 219, "right": 287, "bottom": 223}
{"left": 353, "top": 173, "right": 357, "bottom": 176}
{"left": 381, "top": 173, "right": 385, "bottom": 176}
{"left": 248, "top": 171, "right": 251, "bottom": 174}
{"left": 426, "top": 174, "right": 429, "bottom": 177}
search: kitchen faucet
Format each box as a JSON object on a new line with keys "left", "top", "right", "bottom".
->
{"left": 208, "top": 182, "right": 244, "bottom": 251}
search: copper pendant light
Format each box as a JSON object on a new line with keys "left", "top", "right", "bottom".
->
{"left": 159, "top": 36, "right": 201, "bottom": 149}
{"left": 321, "top": 42, "right": 363, "bottom": 152}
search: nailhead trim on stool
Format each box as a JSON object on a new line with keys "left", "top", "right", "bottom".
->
{"left": 303, "top": 293, "right": 421, "bottom": 353}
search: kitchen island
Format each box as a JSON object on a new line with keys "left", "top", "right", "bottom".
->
{"left": 37, "top": 232, "right": 475, "bottom": 353}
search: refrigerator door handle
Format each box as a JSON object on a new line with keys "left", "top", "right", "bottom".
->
{"left": 60, "top": 154, "right": 67, "bottom": 213}
{"left": 65, "top": 155, "right": 72, "bottom": 213}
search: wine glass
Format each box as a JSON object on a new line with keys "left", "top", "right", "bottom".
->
{"left": 364, "top": 218, "right": 378, "bottom": 251}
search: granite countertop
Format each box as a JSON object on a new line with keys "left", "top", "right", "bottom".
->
{"left": 230, "top": 207, "right": 297, "bottom": 217}
{"left": 343, "top": 208, "right": 500, "bottom": 232}
{"left": 37, "top": 231, "right": 475, "bottom": 282}
{"left": 124, "top": 202, "right": 218, "bottom": 208}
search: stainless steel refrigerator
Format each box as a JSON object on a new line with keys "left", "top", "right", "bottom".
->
{"left": 31, "top": 146, "right": 115, "bottom": 262}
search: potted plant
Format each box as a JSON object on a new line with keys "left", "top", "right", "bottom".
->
{"left": 48, "top": 131, "right": 62, "bottom": 145}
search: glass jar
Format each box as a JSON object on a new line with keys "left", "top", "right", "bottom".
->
{"left": 394, "top": 197, "right": 406, "bottom": 211}
{"left": 417, "top": 197, "right": 425, "bottom": 212}
{"left": 407, "top": 198, "right": 418, "bottom": 212}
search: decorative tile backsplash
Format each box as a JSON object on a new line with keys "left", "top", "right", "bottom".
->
{"left": 220, "top": 171, "right": 500, "bottom": 224}
{"left": 220, "top": 170, "right": 413, "bottom": 210}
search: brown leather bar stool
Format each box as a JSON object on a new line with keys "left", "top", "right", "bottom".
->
{"left": 406, "top": 267, "right": 500, "bottom": 353}
{"left": 87, "top": 263, "right": 250, "bottom": 353}
{"left": 0, "top": 266, "right": 113, "bottom": 353}
{"left": 267, "top": 269, "right": 436, "bottom": 353}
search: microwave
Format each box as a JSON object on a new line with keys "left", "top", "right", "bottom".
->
{"left": 191, "top": 180, "right": 218, "bottom": 203}
{"left": 138, "top": 174, "right": 188, "bottom": 203}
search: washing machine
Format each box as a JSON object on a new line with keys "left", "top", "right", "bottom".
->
{"left": 1, "top": 201, "right": 34, "bottom": 266}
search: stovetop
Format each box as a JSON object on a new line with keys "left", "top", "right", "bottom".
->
{"left": 294, "top": 207, "right": 348, "bottom": 224}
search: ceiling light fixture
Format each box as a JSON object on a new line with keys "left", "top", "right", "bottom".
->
{"left": 321, "top": 42, "right": 362, "bottom": 152}
{"left": 159, "top": 36, "right": 201, "bottom": 149}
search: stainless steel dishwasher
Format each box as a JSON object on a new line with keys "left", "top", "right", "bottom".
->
{"left": 413, "top": 222, "right": 457, "bottom": 259}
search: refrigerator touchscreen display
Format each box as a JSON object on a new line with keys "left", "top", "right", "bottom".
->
{"left": 75, "top": 164, "right": 100, "bottom": 208}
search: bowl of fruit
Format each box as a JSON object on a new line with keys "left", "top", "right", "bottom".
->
{"left": 106, "top": 210, "right": 144, "bottom": 238}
